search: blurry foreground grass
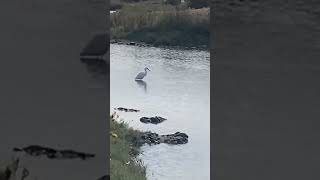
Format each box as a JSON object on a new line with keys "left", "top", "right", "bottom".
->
{"left": 0, "top": 158, "right": 20, "bottom": 180}
{"left": 110, "top": 113, "right": 147, "bottom": 180}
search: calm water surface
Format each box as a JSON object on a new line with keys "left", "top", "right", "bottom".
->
{"left": 111, "top": 44, "right": 210, "bottom": 180}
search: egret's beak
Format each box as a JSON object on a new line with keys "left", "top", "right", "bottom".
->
{"left": 147, "top": 68, "right": 151, "bottom": 71}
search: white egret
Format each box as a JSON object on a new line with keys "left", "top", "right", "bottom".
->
{"left": 135, "top": 67, "right": 151, "bottom": 80}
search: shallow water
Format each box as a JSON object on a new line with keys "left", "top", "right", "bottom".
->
{"left": 110, "top": 44, "right": 210, "bottom": 180}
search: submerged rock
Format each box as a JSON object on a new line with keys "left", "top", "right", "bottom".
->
{"left": 140, "top": 116, "right": 167, "bottom": 124}
{"left": 139, "top": 131, "right": 188, "bottom": 145}
{"left": 161, "top": 132, "right": 189, "bottom": 145}
{"left": 13, "top": 145, "right": 95, "bottom": 160}
{"left": 114, "top": 107, "right": 140, "bottom": 112}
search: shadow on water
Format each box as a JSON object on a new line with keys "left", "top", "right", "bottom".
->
{"left": 80, "top": 58, "right": 109, "bottom": 80}
{"left": 135, "top": 79, "right": 147, "bottom": 93}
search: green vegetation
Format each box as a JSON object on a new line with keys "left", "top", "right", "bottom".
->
{"left": 111, "top": 0, "right": 209, "bottom": 48}
{"left": 0, "top": 158, "right": 19, "bottom": 180}
{"left": 110, "top": 113, "right": 147, "bottom": 180}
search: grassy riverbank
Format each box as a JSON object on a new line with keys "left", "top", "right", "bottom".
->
{"left": 110, "top": 114, "right": 147, "bottom": 180}
{"left": 111, "top": 0, "right": 209, "bottom": 48}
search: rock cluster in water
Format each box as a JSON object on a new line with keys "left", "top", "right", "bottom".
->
{"left": 139, "top": 132, "right": 188, "bottom": 145}
{"left": 114, "top": 107, "right": 140, "bottom": 112}
{"left": 13, "top": 145, "right": 95, "bottom": 160}
{"left": 140, "top": 116, "right": 167, "bottom": 124}
{"left": 114, "top": 107, "right": 189, "bottom": 145}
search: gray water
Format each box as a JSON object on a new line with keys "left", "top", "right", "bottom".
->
{"left": 0, "top": 1, "right": 107, "bottom": 179}
{"left": 110, "top": 44, "right": 210, "bottom": 180}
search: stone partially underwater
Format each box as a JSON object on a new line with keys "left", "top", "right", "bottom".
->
{"left": 132, "top": 132, "right": 188, "bottom": 145}
{"left": 114, "top": 107, "right": 140, "bottom": 112}
{"left": 140, "top": 116, "right": 167, "bottom": 124}
{"left": 12, "top": 145, "right": 95, "bottom": 160}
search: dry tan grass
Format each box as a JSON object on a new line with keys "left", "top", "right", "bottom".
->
{"left": 111, "top": 7, "right": 209, "bottom": 38}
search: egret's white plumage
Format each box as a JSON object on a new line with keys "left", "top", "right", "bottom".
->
{"left": 135, "top": 67, "right": 150, "bottom": 80}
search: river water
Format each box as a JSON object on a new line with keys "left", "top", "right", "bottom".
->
{"left": 110, "top": 44, "right": 210, "bottom": 180}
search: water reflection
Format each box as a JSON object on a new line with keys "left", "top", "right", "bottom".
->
{"left": 135, "top": 79, "right": 147, "bottom": 93}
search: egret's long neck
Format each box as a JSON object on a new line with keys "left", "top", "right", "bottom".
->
{"left": 145, "top": 69, "right": 148, "bottom": 75}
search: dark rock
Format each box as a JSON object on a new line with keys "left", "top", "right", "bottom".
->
{"left": 13, "top": 145, "right": 95, "bottom": 160}
{"left": 140, "top": 132, "right": 161, "bottom": 145}
{"left": 138, "top": 131, "right": 188, "bottom": 145}
{"left": 114, "top": 107, "right": 140, "bottom": 112}
{"left": 140, "top": 116, "right": 167, "bottom": 124}
{"left": 160, "top": 132, "right": 189, "bottom": 145}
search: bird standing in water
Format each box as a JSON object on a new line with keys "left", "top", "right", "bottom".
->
{"left": 135, "top": 67, "right": 151, "bottom": 80}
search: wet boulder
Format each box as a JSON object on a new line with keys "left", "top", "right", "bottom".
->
{"left": 139, "top": 131, "right": 188, "bottom": 145}
{"left": 140, "top": 132, "right": 161, "bottom": 145}
{"left": 140, "top": 116, "right": 167, "bottom": 124}
{"left": 161, "top": 132, "right": 189, "bottom": 145}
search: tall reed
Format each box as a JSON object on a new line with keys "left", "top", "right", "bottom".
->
{"left": 111, "top": 7, "right": 209, "bottom": 40}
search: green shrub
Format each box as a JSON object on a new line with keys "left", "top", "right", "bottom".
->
{"left": 110, "top": 114, "right": 146, "bottom": 180}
